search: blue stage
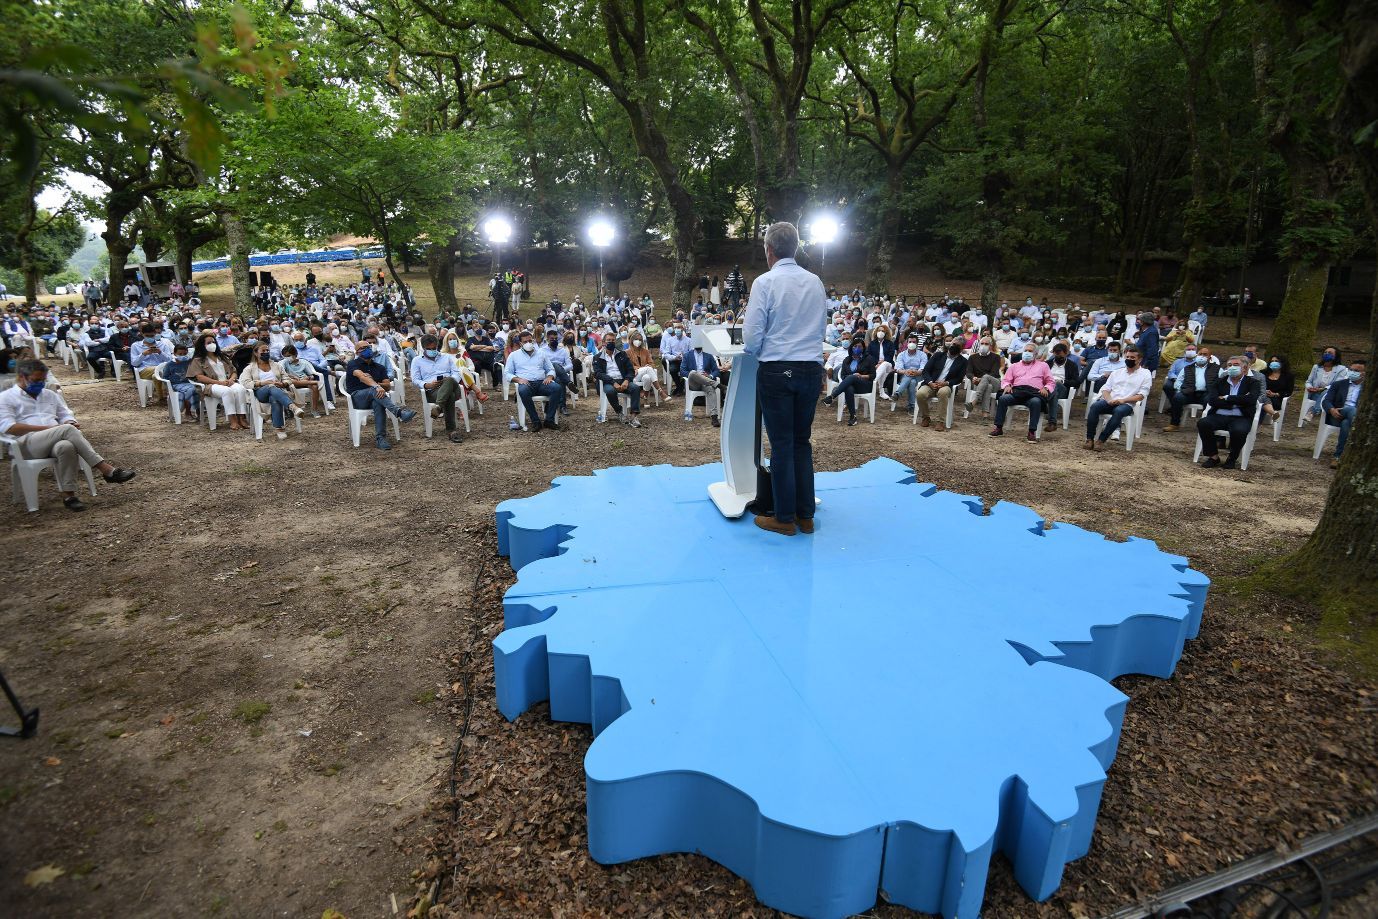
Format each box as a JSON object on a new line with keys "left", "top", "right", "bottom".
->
{"left": 492, "top": 458, "right": 1208, "bottom": 919}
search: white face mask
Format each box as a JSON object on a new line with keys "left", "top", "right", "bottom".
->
{"left": 206, "top": 343, "right": 218, "bottom": 354}
{"left": 978, "top": 344, "right": 990, "bottom": 355}
{"left": 521, "top": 342, "right": 535, "bottom": 353}
{"left": 876, "top": 332, "right": 886, "bottom": 340}
{"left": 907, "top": 343, "right": 917, "bottom": 352}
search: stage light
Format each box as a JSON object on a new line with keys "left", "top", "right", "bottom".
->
{"left": 483, "top": 216, "right": 513, "bottom": 245}
{"left": 810, "top": 214, "right": 840, "bottom": 246}
{"left": 587, "top": 218, "right": 616, "bottom": 249}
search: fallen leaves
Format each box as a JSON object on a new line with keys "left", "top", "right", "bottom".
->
{"left": 24, "top": 864, "right": 65, "bottom": 887}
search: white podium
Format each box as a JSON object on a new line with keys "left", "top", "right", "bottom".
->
{"left": 694, "top": 325, "right": 760, "bottom": 518}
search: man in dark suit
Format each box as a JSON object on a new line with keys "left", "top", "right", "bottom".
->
{"left": 1319, "top": 359, "right": 1364, "bottom": 469}
{"left": 915, "top": 342, "right": 967, "bottom": 430}
{"left": 679, "top": 340, "right": 721, "bottom": 426}
{"left": 1164, "top": 346, "right": 1218, "bottom": 431}
{"left": 1196, "top": 355, "right": 1263, "bottom": 469}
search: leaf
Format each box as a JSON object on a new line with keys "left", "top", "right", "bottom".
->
{"left": 43, "top": 756, "right": 61, "bottom": 767}
{"left": 24, "top": 864, "right": 65, "bottom": 886}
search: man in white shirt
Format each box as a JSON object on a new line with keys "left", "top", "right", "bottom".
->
{"left": 0, "top": 360, "right": 137, "bottom": 510}
{"left": 742, "top": 221, "right": 827, "bottom": 536}
{"left": 1084, "top": 344, "right": 1152, "bottom": 450}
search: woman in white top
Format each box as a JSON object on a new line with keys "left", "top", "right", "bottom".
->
{"left": 187, "top": 334, "right": 250, "bottom": 430}
{"left": 242, "top": 342, "right": 303, "bottom": 439}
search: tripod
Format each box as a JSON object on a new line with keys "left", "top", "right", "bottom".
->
{"left": 0, "top": 668, "right": 39, "bottom": 738}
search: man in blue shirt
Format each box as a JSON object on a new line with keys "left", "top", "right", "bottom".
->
{"left": 505, "top": 330, "right": 564, "bottom": 430}
{"left": 742, "top": 221, "right": 827, "bottom": 536}
{"left": 1189, "top": 306, "right": 1208, "bottom": 342}
{"left": 345, "top": 341, "right": 417, "bottom": 449}
{"left": 891, "top": 336, "right": 929, "bottom": 413}
{"left": 410, "top": 334, "right": 464, "bottom": 442}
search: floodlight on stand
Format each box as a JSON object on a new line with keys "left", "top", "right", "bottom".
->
{"left": 587, "top": 218, "right": 616, "bottom": 297}
{"left": 483, "top": 216, "right": 513, "bottom": 245}
{"left": 808, "top": 213, "right": 841, "bottom": 275}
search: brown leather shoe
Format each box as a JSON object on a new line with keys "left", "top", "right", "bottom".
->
{"left": 1162, "top": 424, "right": 1179, "bottom": 432}
{"left": 797, "top": 518, "right": 815, "bottom": 534}
{"left": 753, "top": 514, "right": 796, "bottom": 536}
{"left": 921, "top": 416, "right": 931, "bottom": 428}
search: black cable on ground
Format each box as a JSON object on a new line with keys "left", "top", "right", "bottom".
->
{"left": 428, "top": 521, "right": 498, "bottom": 914}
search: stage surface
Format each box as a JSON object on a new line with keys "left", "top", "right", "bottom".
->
{"left": 492, "top": 458, "right": 1208, "bottom": 919}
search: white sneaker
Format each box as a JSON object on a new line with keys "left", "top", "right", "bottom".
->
{"left": 325, "top": 402, "right": 336, "bottom": 411}
{"left": 290, "top": 404, "right": 304, "bottom": 418}
{"left": 275, "top": 430, "right": 287, "bottom": 440}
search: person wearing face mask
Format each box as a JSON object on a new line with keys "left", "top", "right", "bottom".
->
{"left": 1045, "top": 342, "right": 1080, "bottom": 424}
{"left": 1160, "top": 321, "right": 1194, "bottom": 366}
{"left": 1243, "top": 344, "right": 1266, "bottom": 373}
{"left": 541, "top": 329, "right": 575, "bottom": 414}
{"left": 0, "top": 359, "right": 137, "bottom": 510}
{"left": 410, "top": 334, "right": 465, "bottom": 442}
{"left": 823, "top": 337, "right": 876, "bottom": 426}
{"left": 594, "top": 334, "right": 644, "bottom": 426}
{"left": 1260, "top": 354, "right": 1294, "bottom": 421}
{"left": 867, "top": 326, "right": 898, "bottom": 400}
{"left": 914, "top": 342, "right": 967, "bottom": 430}
{"left": 1195, "top": 355, "right": 1263, "bottom": 468}
{"left": 242, "top": 342, "right": 304, "bottom": 440}
{"left": 991, "top": 343, "right": 1055, "bottom": 440}
{"left": 1161, "top": 345, "right": 1196, "bottom": 409}
{"left": 279, "top": 344, "right": 325, "bottom": 417}
{"left": 891, "top": 335, "right": 929, "bottom": 414}
{"left": 1163, "top": 346, "right": 1218, "bottom": 431}
{"left": 679, "top": 338, "right": 722, "bottom": 426}
{"left": 1086, "top": 340, "right": 1124, "bottom": 395}
{"left": 660, "top": 323, "right": 689, "bottom": 396}
{"left": 1084, "top": 344, "right": 1153, "bottom": 450}
{"left": 626, "top": 330, "right": 668, "bottom": 403}
{"left": 163, "top": 342, "right": 201, "bottom": 421}
{"left": 505, "top": 330, "right": 564, "bottom": 431}
{"left": 963, "top": 337, "right": 1004, "bottom": 420}
{"left": 77, "top": 321, "right": 117, "bottom": 379}
{"left": 214, "top": 324, "right": 240, "bottom": 351}
{"left": 187, "top": 333, "right": 250, "bottom": 430}
{"left": 129, "top": 321, "right": 172, "bottom": 401}
{"left": 1133, "top": 312, "right": 1162, "bottom": 372}
{"left": 1318, "top": 360, "right": 1364, "bottom": 468}
{"left": 344, "top": 338, "right": 419, "bottom": 449}
{"left": 1303, "top": 347, "right": 1343, "bottom": 421}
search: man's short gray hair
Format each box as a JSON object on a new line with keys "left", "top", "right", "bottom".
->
{"left": 763, "top": 222, "right": 800, "bottom": 259}
{"left": 16, "top": 359, "right": 47, "bottom": 377}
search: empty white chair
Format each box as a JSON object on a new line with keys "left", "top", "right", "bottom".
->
{"left": 3, "top": 433, "right": 98, "bottom": 513}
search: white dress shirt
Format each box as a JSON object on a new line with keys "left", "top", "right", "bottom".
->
{"left": 1099, "top": 366, "right": 1152, "bottom": 402}
{"left": 0, "top": 384, "right": 76, "bottom": 434}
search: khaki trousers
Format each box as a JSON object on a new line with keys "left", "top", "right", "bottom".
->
{"left": 17, "top": 424, "right": 104, "bottom": 492}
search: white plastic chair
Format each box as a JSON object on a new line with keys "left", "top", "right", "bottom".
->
{"left": 81, "top": 345, "right": 125, "bottom": 381}
{"left": 134, "top": 367, "right": 157, "bottom": 407}
{"left": 1094, "top": 400, "right": 1147, "bottom": 451}
{"left": 1313, "top": 415, "right": 1341, "bottom": 459}
{"left": 1193, "top": 403, "right": 1263, "bottom": 470}
{"left": 248, "top": 388, "right": 304, "bottom": 441}
{"left": 153, "top": 366, "right": 184, "bottom": 424}
{"left": 2, "top": 433, "right": 98, "bottom": 513}
{"left": 833, "top": 367, "right": 877, "bottom": 423}
{"left": 290, "top": 366, "right": 332, "bottom": 416}
{"left": 516, "top": 392, "right": 549, "bottom": 431}
{"left": 911, "top": 390, "right": 957, "bottom": 428}
{"left": 196, "top": 383, "right": 226, "bottom": 431}
{"left": 1271, "top": 396, "right": 1288, "bottom": 442}
{"left": 1187, "top": 319, "right": 1203, "bottom": 344}
{"left": 419, "top": 380, "right": 471, "bottom": 437}
{"left": 1005, "top": 401, "right": 1047, "bottom": 440}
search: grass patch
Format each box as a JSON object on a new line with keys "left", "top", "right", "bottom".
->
{"left": 232, "top": 701, "right": 271, "bottom": 724}
{"left": 412, "top": 689, "right": 436, "bottom": 705}
{"left": 0, "top": 786, "right": 18, "bottom": 806}
{"left": 238, "top": 461, "right": 272, "bottom": 476}
{"left": 323, "top": 627, "right": 344, "bottom": 639}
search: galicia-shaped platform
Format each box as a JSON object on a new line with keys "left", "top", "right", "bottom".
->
{"left": 491, "top": 458, "right": 1208, "bottom": 918}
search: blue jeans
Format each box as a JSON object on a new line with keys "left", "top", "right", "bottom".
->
{"left": 1333, "top": 404, "right": 1356, "bottom": 456}
{"left": 602, "top": 380, "right": 641, "bottom": 414}
{"left": 759, "top": 361, "right": 822, "bottom": 524}
{"left": 351, "top": 388, "right": 401, "bottom": 436}
{"left": 517, "top": 380, "right": 564, "bottom": 424}
{"left": 1086, "top": 399, "right": 1135, "bottom": 441}
{"left": 829, "top": 372, "right": 870, "bottom": 411}
{"left": 172, "top": 381, "right": 200, "bottom": 414}
{"left": 995, "top": 392, "right": 1045, "bottom": 431}
{"left": 255, "top": 385, "right": 294, "bottom": 428}
{"left": 892, "top": 374, "right": 921, "bottom": 409}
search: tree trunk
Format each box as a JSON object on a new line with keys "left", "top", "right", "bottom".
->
{"left": 427, "top": 233, "right": 459, "bottom": 316}
{"left": 980, "top": 252, "right": 1002, "bottom": 325}
{"left": 219, "top": 206, "right": 253, "bottom": 315}
{"left": 175, "top": 240, "right": 194, "bottom": 285}
{"left": 1268, "top": 261, "right": 1331, "bottom": 371}
{"left": 866, "top": 167, "right": 903, "bottom": 295}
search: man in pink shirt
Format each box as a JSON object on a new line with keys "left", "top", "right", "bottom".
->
{"left": 990, "top": 342, "right": 1055, "bottom": 441}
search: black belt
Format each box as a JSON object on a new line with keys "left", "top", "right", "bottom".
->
{"left": 760, "top": 360, "right": 819, "bottom": 368}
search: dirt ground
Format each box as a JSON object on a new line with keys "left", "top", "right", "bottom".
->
{"left": 2, "top": 256, "right": 1375, "bottom": 919}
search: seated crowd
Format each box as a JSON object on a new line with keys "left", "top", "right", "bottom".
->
{"left": 0, "top": 276, "right": 1363, "bottom": 515}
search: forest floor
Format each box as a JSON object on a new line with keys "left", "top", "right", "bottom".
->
{"left": 1, "top": 254, "right": 1374, "bottom": 919}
